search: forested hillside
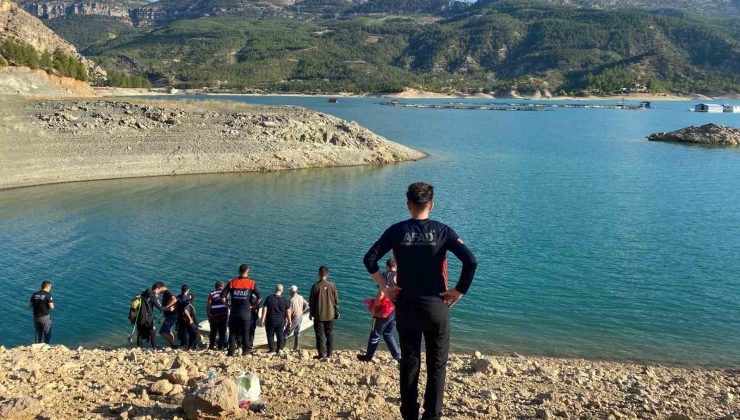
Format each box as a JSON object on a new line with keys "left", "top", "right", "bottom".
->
{"left": 534, "top": 0, "right": 739, "bottom": 17}
{"left": 75, "top": 0, "right": 739, "bottom": 95}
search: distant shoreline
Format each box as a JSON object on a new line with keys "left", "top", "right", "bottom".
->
{"left": 96, "top": 87, "right": 740, "bottom": 102}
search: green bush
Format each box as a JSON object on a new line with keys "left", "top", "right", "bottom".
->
{"left": 0, "top": 38, "right": 90, "bottom": 81}
{"left": 105, "top": 69, "right": 152, "bottom": 88}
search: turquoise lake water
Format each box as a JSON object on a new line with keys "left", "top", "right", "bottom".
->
{"left": 1, "top": 96, "right": 739, "bottom": 367}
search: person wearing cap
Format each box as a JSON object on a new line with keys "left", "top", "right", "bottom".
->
{"left": 284, "top": 284, "right": 309, "bottom": 350}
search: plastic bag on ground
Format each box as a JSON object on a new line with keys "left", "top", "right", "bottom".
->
{"left": 236, "top": 373, "right": 260, "bottom": 406}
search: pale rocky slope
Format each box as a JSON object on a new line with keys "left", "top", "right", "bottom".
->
{"left": 0, "top": 97, "right": 425, "bottom": 189}
{"left": 0, "top": 344, "right": 738, "bottom": 419}
{"left": 0, "top": 66, "right": 96, "bottom": 95}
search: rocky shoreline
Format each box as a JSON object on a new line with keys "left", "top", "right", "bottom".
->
{"left": 648, "top": 124, "right": 740, "bottom": 146}
{"left": 0, "top": 97, "right": 425, "bottom": 190}
{"left": 0, "top": 344, "right": 738, "bottom": 419}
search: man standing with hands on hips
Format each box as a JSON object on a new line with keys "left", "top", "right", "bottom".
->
{"left": 29, "top": 281, "right": 55, "bottom": 344}
{"left": 363, "top": 182, "right": 478, "bottom": 420}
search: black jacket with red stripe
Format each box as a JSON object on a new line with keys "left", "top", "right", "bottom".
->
{"left": 222, "top": 277, "right": 261, "bottom": 317}
{"left": 363, "top": 218, "right": 477, "bottom": 298}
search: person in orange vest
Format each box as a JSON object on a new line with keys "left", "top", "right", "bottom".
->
{"left": 222, "top": 264, "right": 262, "bottom": 356}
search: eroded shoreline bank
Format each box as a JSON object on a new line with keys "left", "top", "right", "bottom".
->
{"left": 0, "top": 345, "right": 738, "bottom": 419}
{"left": 0, "top": 97, "right": 425, "bottom": 190}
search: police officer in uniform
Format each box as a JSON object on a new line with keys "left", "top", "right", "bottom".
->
{"left": 29, "top": 280, "right": 55, "bottom": 344}
{"left": 222, "top": 264, "right": 262, "bottom": 356}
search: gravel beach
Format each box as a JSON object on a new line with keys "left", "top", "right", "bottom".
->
{"left": 0, "top": 345, "right": 738, "bottom": 419}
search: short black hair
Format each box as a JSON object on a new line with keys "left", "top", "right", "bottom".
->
{"left": 215, "top": 280, "right": 224, "bottom": 288}
{"left": 318, "top": 265, "right": 329, "bottom": 277}
{"left": 407, "top": 182, "right": 434, "bottom": 208}
{"left": 41, "top": 280, "right": 52, "bottom": 289}
{"left": 386, "top": 258, "right": 396, "bottom": 269}
{"left": 152, "top": 281, "right": 166, "bottom": 291}
{"left": 238, "top": 264, "right": 249, "bottom": 275}
{"left": 181, "top": 284, "right": 189, "bottom": 293}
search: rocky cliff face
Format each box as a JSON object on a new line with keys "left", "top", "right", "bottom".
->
{"left": 648, "top": 123, "right": 740, "bottom": 146}
{"left": 22, "top": 1, "right": 136, "bottom": 20}
{"left": 20, "top": 0, "right": 297, "bottom": 26}
{"left": 0, "top": 0, "right": 106, "bottom": 78}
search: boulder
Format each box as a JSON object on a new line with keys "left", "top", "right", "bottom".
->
{"left": 471, "top": 358, "right": 505, "bottom": 375}
{"left": 182, "top": 378, "right": 239, "bottom": 419}
{"left": 172, "top": 354, "right": 197, "bottom": 376}
{"left": 535, "top": 408, "right": 553, "bottom": 420}
{"left": 30, "top": 343, "right": 49, "bottom": 352}
{"left": 0, "top": 397, "right": 43, "bottom": 420}
{"left": 721, "top": 391, "right": 735, "bottom": 404}
{"left": 165, "top": 368, "right": 189, "bottom": 385}
{"left": 150, "top": 379, "right": 174, "bottom": 395}
{"left": 366, "top": 392, "right": 385, "bottom": 406}
{"left": 668, "top": 414, "right": 692, "bottom": 420}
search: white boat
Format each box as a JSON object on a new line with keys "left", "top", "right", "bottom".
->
{"left": 198, "top": 310, "right": 314, "bottom": 347}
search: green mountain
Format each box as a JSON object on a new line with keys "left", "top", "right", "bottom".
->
{"left": 65, "top": 0, "right": 740, "bottom": 95}
{"left": 346, "top": 0, "right": 467, "bottom": 15}
{"left": 533, "top": 0, "right": 740, "bottom": 18}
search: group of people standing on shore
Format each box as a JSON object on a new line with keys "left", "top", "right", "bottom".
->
{"left": 30, "top": 182, "right": 477, "bottom": 420}
{"left": 131, "top": 264, "right": 341, "bottom": 359}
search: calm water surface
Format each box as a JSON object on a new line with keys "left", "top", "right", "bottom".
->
{"left": 1, "top": 96, "right": 739, "bottom": 367}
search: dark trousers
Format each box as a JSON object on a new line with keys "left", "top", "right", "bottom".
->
{"left": 313, "top": 320, "right": 333, "bottom": 357}
{"left": 396, "top": 297, "right": 450, "bottom": 420}
{"left": 208, "top": 316, "right": 227, "bottom": 350}
{"left": 365, "top": 312, "right": 401, "bottom": 360}
{"left": 177, "top": 321, "right": 188, "bottom": 348}
{"left": 34, "top": 315, "right": 52, "bottom": 344}
{"left": 136, "top": 325, "right": 156, "bottom": 349}
{"left": 227, "top": 314, "right": 251, "bottom": 355}
{"left": 249, "top": 310, "right": 258, "bottom": 349}
{"left": 186, "top": 322, "right": 201, "bottom": 349}
{"left": 265, "top": 322, "right": 286, "bottom": 353}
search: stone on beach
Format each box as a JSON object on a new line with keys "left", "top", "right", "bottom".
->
{"left": 181, "top": 377, "right": 239, "bottom": 419}
{"left": 164, "top": 367, "right": 189, "bottom": 385}
{"left": 150, "top": 379, "right": 174, "bottom": 396}
{"left": 0, "top": 346, "right": 737, "bottom": 419}
{"left": 471, "top": 357, "right": 505, "bottom": 375}
{"left": 0, "top": 397, "right": 43, "bottom": 420}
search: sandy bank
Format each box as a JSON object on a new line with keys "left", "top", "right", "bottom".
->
{"left": 0, "top": 97, "right": 425, "bottom": 190}
{"left": 0, "top": 67, "right": 96, "bottom": 97}
{"left": 128, "top": 87, "right": 740, "bottom": 101}
{"left": 0, "top": 345, "right": 737, "bottom": 419}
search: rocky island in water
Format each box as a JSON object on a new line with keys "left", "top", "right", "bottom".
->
{"left": 648, "top": 124, "right": 740, "bottom": 146}
{"left": 0, "top": 97, "right": 425, "bottom": 190}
